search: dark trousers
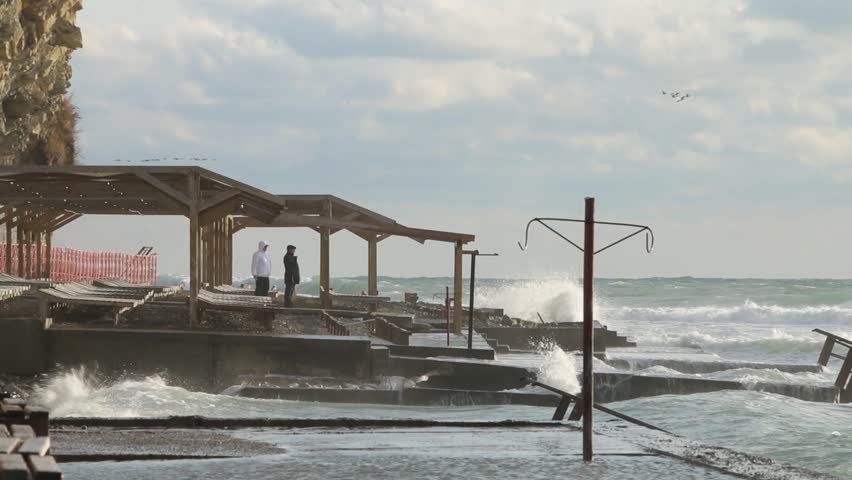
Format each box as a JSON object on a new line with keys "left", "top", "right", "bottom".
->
{"left": 255, "top": 276, "right": 270, "bottom": 296}
{"left": 284, "top": 283, "right": 296, "bottom": 307}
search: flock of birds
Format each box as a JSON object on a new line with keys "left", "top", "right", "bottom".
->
{"left": 662, "top": 90, "right": 691, "bottom": 103}
{"left": 112, "top": 157, "right": 216, "bottom": 163}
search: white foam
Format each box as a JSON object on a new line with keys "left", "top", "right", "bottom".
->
{"left": 534, "top": 343, "right": 580, "bottom": 394}
{"left": 475, "top": 277, "right": 594, "bottom": 323}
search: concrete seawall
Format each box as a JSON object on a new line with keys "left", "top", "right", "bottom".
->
{"left": 45, "top": 328, "right": 374, "bottom": 390}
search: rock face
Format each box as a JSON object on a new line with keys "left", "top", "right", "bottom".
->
{"left": 0, "top": 0, "right": 82, "bottom": 166}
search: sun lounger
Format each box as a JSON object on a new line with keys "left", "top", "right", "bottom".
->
{"left": 211, "top": 285, "right": 256, "bottom": 296}
{"left": 37, "top": 287, "right": 144, "bottom": 326}
{"left": 52, "top": 282, "right": 154, "bottom": 301}
{"left": 92, "top": 279, "right": 181, "bottom": 297}
{"left": 0, "top": 273, "right": 53, "bottom": 289}
{"left": 0, "top": 285, "right": 28, "bottom": 303}
{"left": 197, "top": 290, "right": 277, "bottom": 330}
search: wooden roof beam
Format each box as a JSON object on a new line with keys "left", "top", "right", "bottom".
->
{"left": 241, "top": 212, "right": 474, "bottom": 243}
{"left": 135, "top": 172, "right": 190, "bottom": 208}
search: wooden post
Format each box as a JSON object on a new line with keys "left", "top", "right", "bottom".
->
{"left": 453, "top": 241, "right": 463, "bottom": 335}
{"left": 35, "top": 230, "right": 42, "bottom": 279}
{"left": 835, "top": 353, "right": 852, "bottom": 390}
{"left": 582, "top": 197, "right": 595, "bottom": 462}
{"left": 16, "top": 222, "right": 24, "bottom": 277}
{"left": 367, "top": 235, "right": 378, "bottom": 296}
{"left": 5, "top": 208, "right": 12, "bottom": 274}
{"left": 217, "top": 219, "right": 225, "bottom": 286}
{"left": 216, "top": 218, "right": 225, "bottom": 285}
{"left": 204, "top": 225, "right": 213, "bottom": 287}
{"left": 24, "top": 228, "right": 32, "bottom": 279}
{"left": 188, "top": 172, "right": 201, "bottom": 327}
{"left": 320, "top": 227, "right": 331, "bottom": 308}
{"left": 45, "top": 231, "right": 52, "bottom": 279}
{"left": 818, "top": 337, "right": 836, "bottom": 367}
{"left": 226, "top": 217, "right": 233, "bottom": 284}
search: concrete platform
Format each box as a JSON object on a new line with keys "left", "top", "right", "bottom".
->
{"left": 53, "top": 418, "right": 835, "bottom": 480}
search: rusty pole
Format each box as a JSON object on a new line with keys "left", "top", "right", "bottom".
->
{"left": 468, "top": 252, "right": 476, "bottom": 350}
{"left": 582, "top": 197, "right": 595, "bottom": 462}
{"left": 445, "top": 286, "right": 451, "bottom": 346}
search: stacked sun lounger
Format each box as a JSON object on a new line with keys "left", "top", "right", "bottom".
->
{"left": 211, "top": 285, "right": 256, "bottom": 296}
{"left": 197, "top": 290, "right": 277, "bottom": 330}
{"left": 0, "top": 397, "right": 60, "bottom": 479}
{"left": 93, "top": 279, "right": 181, "bottom": 298}
{"left": 38, "top": 281, "right": 178, "bottom": 326}
{"left": 0, "top": 285, "right": 28, "bottom": 304}
{"left": 0, "top": 273, "right": 52, "bottom": 289}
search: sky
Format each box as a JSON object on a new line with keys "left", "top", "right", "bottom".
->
{"left": 56, "top": 0, "right": 852, "bottom": 279}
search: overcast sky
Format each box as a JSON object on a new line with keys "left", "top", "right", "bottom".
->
{"left": 57, "top": 0, "right": 852, "bottom": 279}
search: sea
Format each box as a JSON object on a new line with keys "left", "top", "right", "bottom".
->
{"left": 34, "top": 277, "right": 852, "bottom": 478}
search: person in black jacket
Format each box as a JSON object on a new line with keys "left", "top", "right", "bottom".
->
{"left": 283, "top": 245, "right": 300, "bottom": 307}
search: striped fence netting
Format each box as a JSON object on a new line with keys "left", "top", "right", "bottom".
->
{"left": 0, "top": 244, "right": 157, "bottom": 284}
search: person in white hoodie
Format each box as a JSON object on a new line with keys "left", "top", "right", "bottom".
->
{"left": 251, "top": 240, "right": 272, "bottom": 296}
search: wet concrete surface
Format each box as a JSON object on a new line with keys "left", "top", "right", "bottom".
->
{"left": 51, "top": 428, "right": 285, "bottom": 461}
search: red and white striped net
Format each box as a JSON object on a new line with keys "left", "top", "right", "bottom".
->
{"left": 0, "top": 244, "right": 157, "bottom": 284}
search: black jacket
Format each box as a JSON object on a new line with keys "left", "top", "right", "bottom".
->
{"left": 283, "top": 254, "right": 300, "bottom": 285}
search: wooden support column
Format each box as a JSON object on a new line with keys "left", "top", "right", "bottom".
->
{"left": 453, "top": 241, "right": 463, "bottom": 335}
{"left": 35, "top": 230, "right": 42, "bottom": 279}
{"left": 24, "top": 229, "right": 32, "bottom": 279}
{"left": 367, "top": 235, "right": 378, "bottom": 296}
{"left": 215, "top": 219, "right": 224, "bottom": 285}
{"left": 226, "top": 217, "right": 234, "bottom": 284}
{"left": 211, "top": 220, "right": 222, "bottom": 285}
{"left": 188, "top": 172, "right": 201, "bottom": 327}
{"left": 320, "top": 227, "right": 331, "bottom": 308}
{"left": 16, "top": 222, "right": 24, "bottom": 277}
{"left": 201, "top": 224, "right": 213, "bottom": 285}
{"left": 5, "top": 208, "right": 12, "bottom": 274}
{"left": 45, "top": 231, "right": 52, "bottom": 279}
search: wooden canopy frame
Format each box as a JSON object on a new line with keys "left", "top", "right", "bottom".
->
{"left": 0, "top": 166, "right": 474, "bottom": 331}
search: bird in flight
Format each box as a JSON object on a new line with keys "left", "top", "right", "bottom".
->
{"left": 661, "top": 90, "right": 691, "bottom": 103}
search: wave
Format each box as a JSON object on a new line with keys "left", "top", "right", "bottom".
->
{"left": 602, "top": 299, "right": 852, "bottom": 326}
{"left": 474, "top": 277, "right": 593, "bottom": 323}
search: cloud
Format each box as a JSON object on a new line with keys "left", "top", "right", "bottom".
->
{"left": 67, "top": 0, "right": 852, "bottom": 277}
{"left": 787, "top": 126, "right": 852, "bottom": 167}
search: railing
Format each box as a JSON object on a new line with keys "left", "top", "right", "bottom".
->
{"left": 814, "top": 329, "right": 852, "bottom": 403}
{"left": 371, "top": 317, "right": 411, "bottom": 346}
{"left": 529, "top": 379, "right": 668, "bottom": 432}
{"left": 322, "top": 312, "right": 350, "bottom": 336}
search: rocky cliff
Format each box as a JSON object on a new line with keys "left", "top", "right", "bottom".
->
{"left": 0, "top": 0, "right": 82, "bottom": 166}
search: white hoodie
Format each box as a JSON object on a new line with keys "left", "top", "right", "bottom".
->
{"left": 251, "top": 241, "right": 272, "bottom": 277}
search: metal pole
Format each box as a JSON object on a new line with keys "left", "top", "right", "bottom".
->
{"left": 446, "top": 286, "right": 450, "bottom": 346}
{"left": 583, "top": 197, "right": 595, "bottom": 462}
{"left": 468, "top": 252, "right": 476, "bottom": 350}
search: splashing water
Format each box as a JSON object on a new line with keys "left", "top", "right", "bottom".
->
{"left": 476, "top": 278, "right": 594, "bottom": 323}
{"left": 534, "top": 343, "right": 580, "bottom": 394}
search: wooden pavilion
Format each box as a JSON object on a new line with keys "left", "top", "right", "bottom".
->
{"left": 0, "top": 166, "right": 475, "bottom": 330}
